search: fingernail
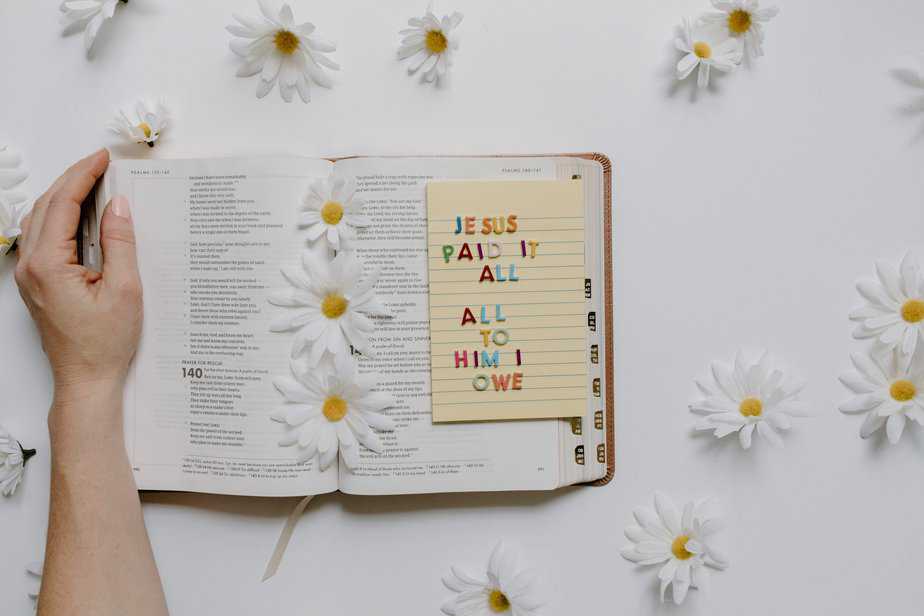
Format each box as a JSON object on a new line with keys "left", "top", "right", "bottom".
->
{"left": 111, "top": 195, "right": 131, "bottom": 219}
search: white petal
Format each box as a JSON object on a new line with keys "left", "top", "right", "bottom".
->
{"left": 839, "top": 370, "right": 876, "bottom": 394}
{"left": 697, "top": 63, "right": 711, "bottom": 88}
{"left": 621, "top": 546, "right": 668, "bottom": 565}
{"left": 672, "top": 566, "right": 691, "bottom": 604}
{"left": 633, "top": 506, "right": 672, "bottom": 542}
{"left": 738, "top": 423, "right": 755, "bottom": 449}
{"left": 876, "top": 260, "right": 905, "bottom": 302}
{"left": 654, "top": 491, "right": 682, "bottom": 536}
{"left": 850, "top": 352, "right": 889, "bottom": 385}
{"left": 859, "top": 411, "right": 887, "bottom": 439}
{"left": 756, "top": 420, "right": 784, "bottom": 447}
{"left": 880, "top": 322, "right": 906, "bottom": 345}
{"left": 839, "top": 393, "right": 883, "bottom": 414}
{"left": 624, "top": 525, "right": 652, "bottom": 543}
{"left": 856, "top": 279, "right": 888, "bottom": 306}
{"left": 705, "top": 544, "right": 729, "bottom": 569}
{"left": 634, "top": 541, "right": 670, "bottom": 556}
{"left": 900, "top": 252, "right": 920, "bottom": 298}
{"left": 767, "top": 412, "right": 792, "bottom": 430}
{"left": 676, "top": 54, "right": 699, "bottom": 80}
{"left": 658, "top": 560, "right": 678, "bottom": 603}
{"left": 886, "top": 413, "right": 907, "bottom": 444}
{"left": 360, "top": 410, "right": 395, "bottom": 432}
{"left": 711, "top": 361, "right": 742, "bottom": 402}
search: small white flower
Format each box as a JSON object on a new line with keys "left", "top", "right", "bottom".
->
{"left": 59, "top": 0, "right": 125, "bottom": 57}
{"left": 398, "top": 5, "right": 463, "bottom": 84}
{"left": 701, "top": 0, "right": 779, "bottom": 62}
{"left": 839, "top": 347, "right": 924, "bottom": 444}
{"left": 109, "top": 100, "right": 169, "bottom": 148}
{"left": 300, "top": 176, "right": 371, "bottom": 251}
{"left": 674, "top": 17, "right": 741, "bottom": 89}
{"left": 621, "top": 492, "right": 729, "bottom": 606}
{"left": 271, "top": 360, "right": 395, "bottom": 470}
{"left": 0, "top": 145, "right": 30, "bottom": 255}
{"left": 26, "top": 560, "right": 43, "bottom": 612}
{"left": 227, "top": 0, "right": 339, "bottom": 103}
{"left": 690, "top": 351, "right": 810, "bottom": 449}
{"left": 269, "top": 251, "right": 390, "bottom": 365}
{"left": 1, "top": 424, "right": 36, "bottom": 496}
{"left": 442, "top": 542, "right": 543, "bottom": 616}
{"left": 850, "top": 253, "right": 924, "bottom": 358}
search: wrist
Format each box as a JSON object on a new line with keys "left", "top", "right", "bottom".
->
{"left": 49, "top": 379, "right": 126, "bottom": 444}
{"left": 53, "top": 377, "right": 124, "bottom": 408}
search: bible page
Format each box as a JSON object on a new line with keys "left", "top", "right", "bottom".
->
{"left": 104, "top": 157, "right": 340, "bottom": 496}
{"left": 333, "top": 157, "right": 567, "bottom": 496}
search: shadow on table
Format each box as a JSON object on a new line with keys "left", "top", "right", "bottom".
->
{"left": 338, "top": 486, "right": 574, "bottom": 515}
{"left": 890, "top": 65, "right": 924, "bottom": 144}
{"left": 141, "top": 491, "right": 296, "bottom": 519}
{"left": 141, "top": 485, "right": 579, "bottom": 519}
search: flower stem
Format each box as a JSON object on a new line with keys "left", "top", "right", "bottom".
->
{"left": 19, "top": 442, "right": 37, "bottom": 464}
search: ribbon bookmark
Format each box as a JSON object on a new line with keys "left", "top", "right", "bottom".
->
{"left": 262, "top": 494, "right": 315, "bottom": 581}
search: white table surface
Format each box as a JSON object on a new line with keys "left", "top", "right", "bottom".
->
{"left": 3, "top": 0, "right": 924, "bottom": 614}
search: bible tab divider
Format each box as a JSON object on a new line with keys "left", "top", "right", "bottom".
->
{"left": 426, "top": 179, "right": 588, "bottom": 422}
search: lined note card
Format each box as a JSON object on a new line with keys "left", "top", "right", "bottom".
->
{"left": 426, "top": 180, "right": 588, "bottom": 422}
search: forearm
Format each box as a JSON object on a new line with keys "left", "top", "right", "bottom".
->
{"left": 40, "top": 383, "right": 168, "bottom": 616}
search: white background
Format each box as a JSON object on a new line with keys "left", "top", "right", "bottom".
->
{"left": 2, "top": 0, "right": 924, "bottom": 614}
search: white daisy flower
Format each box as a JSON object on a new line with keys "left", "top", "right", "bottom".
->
{"left": 109, "top": 100, "right": 169, "bottom": 148}
{"left": 59, "top": 0, "right": 125, "bottom": 57}
{"left": 1, "top": 424, "right": 36, "bottom": 497}
{"left": 621, "top": 492, "right": 729, "bottom": 606}
{"left": 398, "top": 5, "right": 463, "bottom": 84}
{"left": 26, "top": 560, "right": 43, "bottom": 612}
{"left": 675, "top": 17, "right": 742, "bottom": 89}
{"left": 850, "top": 253, "right": 924, "bottom": 358}
{"left": 227, "top": 0, "right": 339, "bottom": 103}
{"left": 839, "top": 348, "right": 924, "bottom": 444}
{"left": 690, "top": 351, "right": 810, "bottom": 449}
{"left": 268, "top": 250, "right": 390, "bottom": 365}
{"left": 441, "top": 542, "right": 542, "bottom": 616}
{"left": 0, "top": 145, "right": 30, "bottom": 255}
{"left": 300, "top": 176, "right": 371, "bottom": 251}
{"left": 701, "top": 0, "right": 779, "bottom": 62}
{"left": 271, "top": 360, "right": 395, "bottom": 470}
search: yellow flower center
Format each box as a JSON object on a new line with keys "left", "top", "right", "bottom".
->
{"left": 890, "top": 379, "right": 916, "bottom": 402}
{"left": 137, "top": 122, "right": 153, "bottom": 139}
{"left": 901, "top": 299, "right": 924, "bottom": 323}
{"left": 274, "top": 29, "right": 300, "bottom": 55}
{"left": 671, "top": 535, "right": 693, "bottom": 560}
{"left": 0, "top": 235, "right": 10, "bottom": 247}
{"left": 321, "top": 293, "right": 348, "bottom": 319}
{"left": 322, "top": 395, "right": 348, "bottom": 422}
{"left": 728, "top": 9, "right": 753, "bottom": 35}
{"left": 488, "top": 589, "right": 511, "bottom": 613}
{"left": 425, "top": 29, "right": 448, "bottom": 54}
{"left": 739, "top": 397, "right": 763, "bottom": 417}
{"left": 321, "top": 201, "right": 344, "bottom": 225}
{"left": 693, "top": 41, "right": 712, "bottom": 59}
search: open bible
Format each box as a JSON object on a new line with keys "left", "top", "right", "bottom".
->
{"left": 79, "top": 154, "right": 614, "bottom": 497}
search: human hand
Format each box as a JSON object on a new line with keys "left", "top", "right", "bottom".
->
{"left": 14, "top": 149, "right": 142, "bottom": 407}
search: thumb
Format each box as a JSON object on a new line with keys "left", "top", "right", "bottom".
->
{"left": 99, "top": 196, "right": 140, "bottom": 293}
